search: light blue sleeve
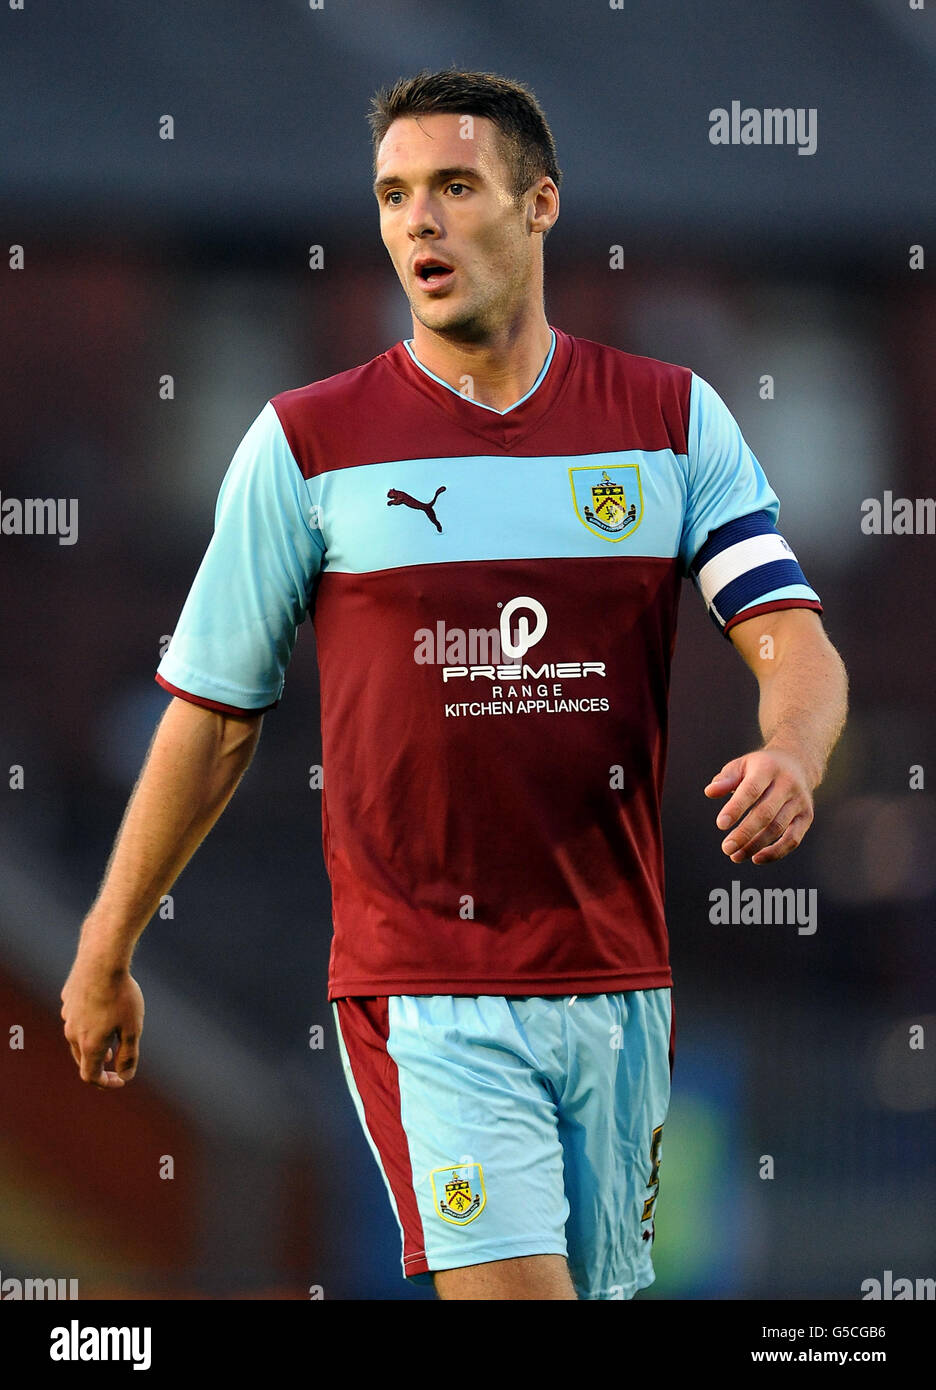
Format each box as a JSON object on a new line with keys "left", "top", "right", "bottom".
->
{"left": 679, "top": 373, "right": 781, "bottom": 574}
{"left": 156, "top": 401, "right": 324, "bottom": 711}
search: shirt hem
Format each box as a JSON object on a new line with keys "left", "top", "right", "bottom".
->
{"left": 404, "top": 1235, "right": 568, "bottom": 1281}
{"left": 328, "top": 968, "right": 673, "bottom": 1001}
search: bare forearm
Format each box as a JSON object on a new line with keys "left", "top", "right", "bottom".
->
{"left": 757, "top": 632, "right": 848, "bottom": 789}
{"left": 78, "top": 696, "right": 262, "bottom": 967}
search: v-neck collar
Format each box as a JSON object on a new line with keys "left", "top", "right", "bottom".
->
{"left": 386, "top": 324, "right": 575, "bottom": 451}
{"left": 402, "top": 328, "right": 557, "bottom": 414}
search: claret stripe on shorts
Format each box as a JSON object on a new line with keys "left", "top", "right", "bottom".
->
{"left": 333, "top": 997, "right": 430, "bottom": 1277}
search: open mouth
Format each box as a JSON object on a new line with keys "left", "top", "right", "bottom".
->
{"left": 415, "top": 260, "right": 455, "bottom": 288}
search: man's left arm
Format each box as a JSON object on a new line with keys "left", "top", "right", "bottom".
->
{"left": 704, "top": 608, "right": 848, "bottom": 865}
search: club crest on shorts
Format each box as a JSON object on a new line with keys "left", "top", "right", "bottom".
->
{"left": 569, "top": 464, "right": 643, "bottom": 541}
{"left": 430, "top": 1163, "right": 486, "bottom": 1225}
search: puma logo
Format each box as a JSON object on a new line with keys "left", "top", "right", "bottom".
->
{"left": 387, "top": 485, "right": 446, "bottom": 533}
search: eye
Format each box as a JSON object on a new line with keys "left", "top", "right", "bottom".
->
{"left": 447, "top": 182, "right": 467, "bottom": 196}
{"left": 384, "top": 190, "right": 403, "bottom": 206}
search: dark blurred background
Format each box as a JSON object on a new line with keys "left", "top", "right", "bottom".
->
{"left": 1, "top": 0, "right": 934, "bottom": 1300}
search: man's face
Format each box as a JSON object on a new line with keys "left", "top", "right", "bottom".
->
{"left": 374, "top": 112, "right": 543, "bottom": 341}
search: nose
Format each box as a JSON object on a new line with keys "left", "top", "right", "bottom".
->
{"left": 406, "top": 189, "right": 442, "bottom": 239}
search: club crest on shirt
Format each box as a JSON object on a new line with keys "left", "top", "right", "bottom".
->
{"left": 569, "top": 464, "right": 643, "bottom": 541}
{"left": 430, "top": 1163, "right": 486, "bottom": 1225}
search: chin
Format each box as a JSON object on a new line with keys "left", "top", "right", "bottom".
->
{"left": 416, "top": 304, "right": 483, "bottom": 336}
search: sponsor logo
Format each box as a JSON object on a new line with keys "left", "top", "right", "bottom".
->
{"left": 387, "top": 485, "right": 446, "bottom": 532}
{"left": 441, "top": 595, "right": 606, "bottom": 683}
{"left": 429, "top": 596, "right": 610, "bottom": 718}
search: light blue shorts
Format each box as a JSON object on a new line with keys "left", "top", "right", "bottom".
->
{"left": 333, "top": 989, "right": 673, "bottom": 1299}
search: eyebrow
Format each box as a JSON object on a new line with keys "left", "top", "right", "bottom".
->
{"left": 373, "top": 165, "right": 485, "bottom": 197}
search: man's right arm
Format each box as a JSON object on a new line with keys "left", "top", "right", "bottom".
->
{"left": 60, "top": 695, "right": 263, "bottom": 1089}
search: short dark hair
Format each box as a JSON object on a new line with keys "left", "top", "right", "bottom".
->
{"left": 368, "top": 66, "right": 562, "bottom": 205}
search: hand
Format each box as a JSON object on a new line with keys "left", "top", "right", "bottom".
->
{"left": 61, "top": 959, "right": 144, "bottom": 1089}
{"left": 704, "top": 746, "right": 815, "bottom": 865}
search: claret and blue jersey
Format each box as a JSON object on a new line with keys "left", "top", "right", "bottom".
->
{"left": 156, "top": 325, "right": 821, "bottom": 1001}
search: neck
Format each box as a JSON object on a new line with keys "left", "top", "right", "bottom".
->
{"left": 409, "top": 305, "right": 552, "bottom": 413}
